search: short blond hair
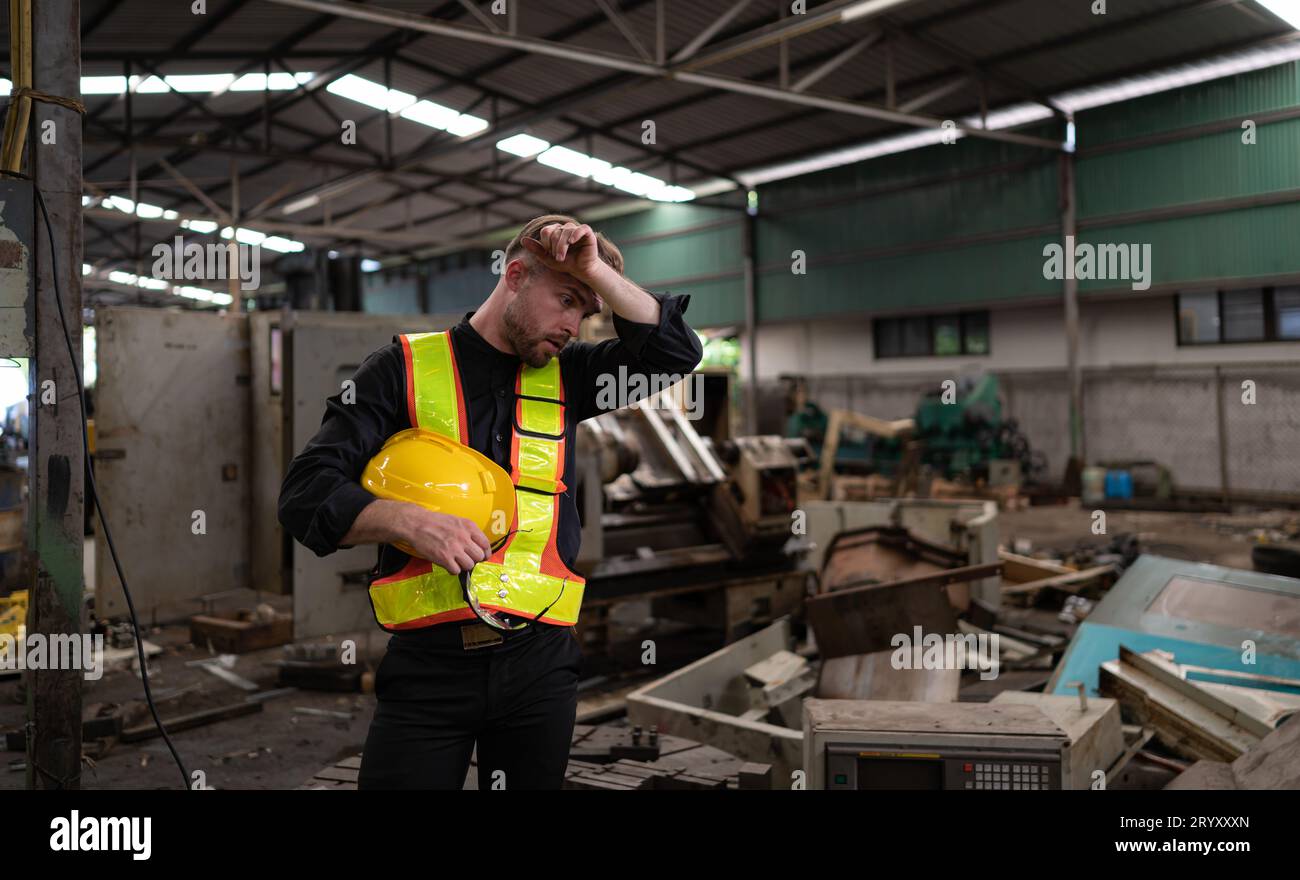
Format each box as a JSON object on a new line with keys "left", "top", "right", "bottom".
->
{"left": 505, "top": 214, "right": 624, "bottom": 275}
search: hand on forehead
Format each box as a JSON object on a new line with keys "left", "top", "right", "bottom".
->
{"left": 531, "top": 258, "right": 603, "bottom": 314}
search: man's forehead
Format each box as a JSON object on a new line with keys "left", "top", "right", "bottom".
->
{"left": 544, "top": 267, "right": 602, "bottom": 315}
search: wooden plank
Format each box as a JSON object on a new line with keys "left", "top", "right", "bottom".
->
{"left": 120, "top": 700, "right": 263, "bottom": 743}
{"left": 1001, "top": 564, "right": 1116, "bottom": 596}
{"left": 998, "top": 550, "right": 1073, "bottom": 583}
{"left": 1119, "top": 647, "right": 1274, "bottom": 739}
{"left": 1099, "top": 660, "right": 1258, "bottom": 762}
{"left": 314, "top": 765, "right": 360, "bottom": 783}
{"left": 190, "top": 613, "right": 294, "bottom": 654}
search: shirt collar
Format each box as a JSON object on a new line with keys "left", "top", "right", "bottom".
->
{"left": 455, "top": 311, "right": 520, "bottom": 367}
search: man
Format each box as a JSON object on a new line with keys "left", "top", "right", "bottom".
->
{"left": 278, "top": 214, "right": 703, "bottom": 790}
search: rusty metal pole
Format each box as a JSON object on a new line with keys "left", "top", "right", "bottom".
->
{"left": 27, "top": 0, "right": 84, "bottom": 790}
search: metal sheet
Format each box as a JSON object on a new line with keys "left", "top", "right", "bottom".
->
{"left": 250, "top": 311, "right": 284, "bottom": 595}
{"left": 0, "top": 179, "right": 34, "bottom": 357}
{"left": 94, "top": 307, "right": 251, "bottom": 620}
{"left": 1049, "top": 554, "right": 1300, "bottom": 696}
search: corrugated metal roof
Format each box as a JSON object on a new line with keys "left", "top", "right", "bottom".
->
{"left": 80, "top": 0, "right": 1299, "bottom": 262}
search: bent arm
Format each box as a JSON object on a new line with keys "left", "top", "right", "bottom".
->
{"left": 568, "top": 291, "right": 704, "bottom": 422}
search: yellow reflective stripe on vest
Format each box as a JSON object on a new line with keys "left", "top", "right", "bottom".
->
{"left": 503, "top": 488, "right": 553, "bottom": 572}
{"left": 515, "top": 356, "right": 565, "bottom": 493}
{"left": 467, "top": 562, "right": 584, "bottom": 626}
{"left": 521, "top": 354, "right": 561, "bottom": 400}
{"left": 371, "top": 561, "right": 584, "bottom": 628}
{"left": 406, "top": 332, "right": 461, "bottom": 442}
{"left": 514, "top": 436, "right": 562, "bottom": 494}
{"left": 519, "top": 397, "right": 562, "bottom": 437}
{"left": 370, "top": 566, "right": 468, "bottom": 628}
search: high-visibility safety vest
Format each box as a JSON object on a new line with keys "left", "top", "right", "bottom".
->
{"left": 367, "top": 331, "right": 586, "bottom": 631}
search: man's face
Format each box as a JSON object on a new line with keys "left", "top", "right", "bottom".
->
{"left": 502, "top": 260, "right": 599, "bottom": 368}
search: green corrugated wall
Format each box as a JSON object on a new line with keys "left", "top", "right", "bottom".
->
{"left": 594, "top": 199, "right": 746, "bottom": 327}
{"left": 756, "top": 127, "right": 1061, "bottom": 321}
{"left": 379, "top": 61, "right": 1300, "bottom": 325}
{"left": 1074, "top": 61, "right": 1300, "bottom": 292}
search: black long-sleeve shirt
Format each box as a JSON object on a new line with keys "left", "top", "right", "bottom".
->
{"left": 278, "top": 291, "right": 703, "bottom": 598}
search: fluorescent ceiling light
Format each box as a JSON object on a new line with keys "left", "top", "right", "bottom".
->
{"left": 133, "top": 202, "right": 166, "bottom": 219}
{"left": 444, "top": 114, "right": 490, "bottom": 137}
{"left": 1256, "top": 1, "right": 1300, "bottom": 30}
{"left": 78, "top": 72, "right": 315, "bottom": 95}
{"left": 219, "top": 225, "right": 305, "bottom": 252}
{"left": 398, "top": 99, "right": 489, "bottom": 136}
{"left": 180, "top": 219, "right": 219, "bottom": 234}
{"left": 538, "top": 145, "right": 596, "bottom": 177}
{"left": 497, "top": 133, "right": 550, "bottom": 157}
{"left": 220, "top": 227, "right": 268, "bottom": 246}
{"left": 134, "top": 76, "right": 171, "bottom": 94}
{"left": 92, "top": 267, "right": 232, "bottom": 307}
{"left": 324, "top": 74, "right": 490, "bottom": 135}
{"left": 261, "top": 235, "right": 306, "bottom": 254}
{"left": 511, "top": 140, "right": 696, "bottom": 202}
{"left": 399, "top": 100, "right": 461, "bottom": 130}
{"left": 840, "top": 0, "right": 914, "bottom": 23}
{"left": 93, "top": 191, "right": 303, "bottom": 254}
{"left": 156, "top": 74, "right": 236, "bottom": 93}
{"left": 230, "top": 72, "right": 313, "bottom": 91}
{"left": 361, "top": 259, "right": 382, "bottom": 272}
{"left": 325, "top": 74, "right": 416, "bottom": 113}
{"left": 280, "top": 193, "right": 321, "bottom": 215}
{"left": 81, "top": 75, "right": 129, "bottom": 94}
{"left": 106, "top": 269, "right": 167, "bottom": 289}
{"left": 613, "top": 171, "right": 664, "bottom": 197}
{"left": 646, "top": 184, "right": 696, "bottom": 202}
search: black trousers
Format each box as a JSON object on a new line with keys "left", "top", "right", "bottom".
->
{"left": 358, "top": 621, "right": 582, "bottom": 790}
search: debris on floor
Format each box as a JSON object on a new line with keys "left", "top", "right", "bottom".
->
{"left": 1049, "top": 555, "right": 1300, "bottom": 698}
{"left": 298, "top": 723, "right": 772, "bottom": 791}
{"left": 1100, "top": 646, "right": 1300, "bottom": 762}
{"left": 1165, "top": 713, "right": 1300, "bottom": 790}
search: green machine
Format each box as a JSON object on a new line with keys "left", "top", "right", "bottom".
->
{"left": 787, "top": 374, "right": 1044, "bottom": 482}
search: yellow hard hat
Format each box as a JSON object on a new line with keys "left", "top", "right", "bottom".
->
{"left": 360, "top": 428, "right": 514, "bottom": 557}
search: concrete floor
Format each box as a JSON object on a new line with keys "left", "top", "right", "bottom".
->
{"left": 5, "top": 505, "right": 1288, "bottom": 789}
{"left": 999, "top": 503, "right": 1298, "bottom": 570}
{"left": 0, "top": 622, "right": 381, "bottom": 791}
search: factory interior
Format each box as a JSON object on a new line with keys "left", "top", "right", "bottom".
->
{"left": 3, "top": 0, "right": 1300, "bottom": 812}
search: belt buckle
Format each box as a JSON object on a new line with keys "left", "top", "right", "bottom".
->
{"left": 460, "top": 622, "right": 504, "bottom": 650}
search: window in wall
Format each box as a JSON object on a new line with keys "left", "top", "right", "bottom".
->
{"left": 1276, "top": 287, "right": 1300, "bottom": 340}
{"left": 1177, "top": 287, "right": 1297, "bottom": 345}
{"left": 1222, "top": 289, "right": 1265, "bottom": 342}
{"left": 1178, "top": 291, "right": 1220, "bottom": 343}
{"left": 933, "top": 315, "right": 962, "bottom": 355}
{"left": 963, "top": 312, "right": 990, "bottom": 355}
{"left": 874, "top": 311, "right": 991, "bottom": 359}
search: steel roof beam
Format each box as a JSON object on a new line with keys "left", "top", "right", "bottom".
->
{"left": 261, "top": 0, "right": 1061, "bottom": 150}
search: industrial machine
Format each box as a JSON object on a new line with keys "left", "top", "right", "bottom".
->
{"left": 788, "top": 374, "right": 1045, "bottom": 490}
{"left": 574, "top": 384, "right": 814, "bottom": 649}
{"left": 803, "top": 695, "right": 1125, "bottom": 791}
